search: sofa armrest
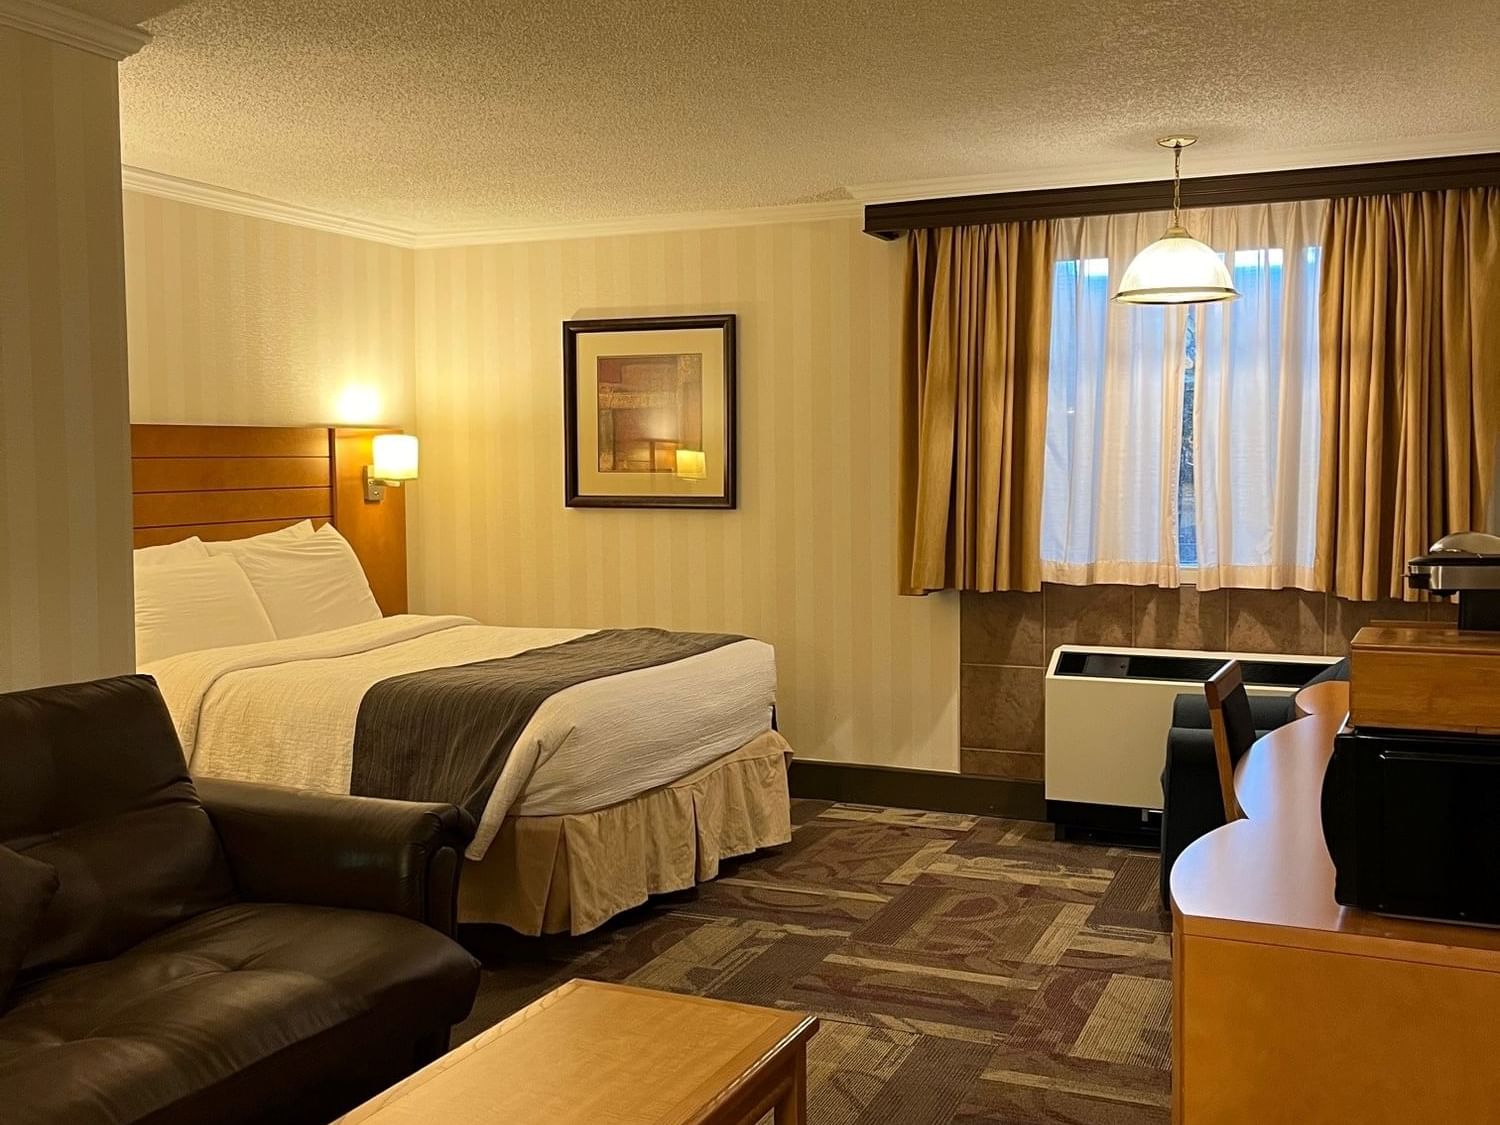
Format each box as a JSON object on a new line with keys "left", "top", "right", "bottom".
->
{"left": 197, "top": 778, "right": 476, "bottom": 936}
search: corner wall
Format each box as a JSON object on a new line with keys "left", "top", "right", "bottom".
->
{"left": 0, "top": 27, "right": 134, "bottom": 690}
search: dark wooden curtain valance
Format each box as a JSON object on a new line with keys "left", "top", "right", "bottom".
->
{"left": 864, "top": 152, "right": 1500, "bottom": 239}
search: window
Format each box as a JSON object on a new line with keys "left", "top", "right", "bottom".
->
{"left": 1177, "top": 312, "right": 1198, "bottom": 568}
{"left": 1041, "top": 201, "right": 1326, "bottom": 590}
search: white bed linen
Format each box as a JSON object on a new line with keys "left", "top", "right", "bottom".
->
{"left": 142, "top": 615, "right": 777, "bottom": 860}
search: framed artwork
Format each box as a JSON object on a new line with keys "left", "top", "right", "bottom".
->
{"left": 562, "top": 314, "right": 737, "bottom": 509}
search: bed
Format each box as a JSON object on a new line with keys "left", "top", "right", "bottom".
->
{"left": 130, "top": 423, "right": 792, "bottom": 935}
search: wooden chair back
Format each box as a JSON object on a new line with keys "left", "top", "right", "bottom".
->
{"left": 1204, "top": 660, "right": 1256, "bottom": 822}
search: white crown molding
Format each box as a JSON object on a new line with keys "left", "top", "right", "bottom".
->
{"left": 0, "top": 0, "right": 149, "bottom": 60}
{"left": 121, "top": 166, "right": 419, "bottom": 248}
{"left": 121, "top": 165, "right": 866, "bottom": 248}
{"left": 847, "top": 131, "right": 1500, "bottom": 204}
{"left": 408, "top": 198, "right": 863, "bottom": 248}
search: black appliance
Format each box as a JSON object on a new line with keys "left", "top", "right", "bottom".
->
{"left": 1322, "top": 725, "right": 1500, "bottom": 925}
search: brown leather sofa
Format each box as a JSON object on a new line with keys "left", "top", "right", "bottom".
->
{"left": 0, "top": 675, "right": 482, "bottom": 1125}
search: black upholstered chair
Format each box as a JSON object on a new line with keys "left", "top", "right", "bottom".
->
{"left": 0, "top": 674, "right": 481, "bottom": 1125}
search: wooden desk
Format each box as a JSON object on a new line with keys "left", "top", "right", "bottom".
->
{"left": 1171, "top": 680, "right": 1500, "bottom": 1123}
{"left": 1291, "top": 679, "right": 1346, "bottom": 720}
{"left": 339, "top": 980, "right": 818, "bottom": 1125}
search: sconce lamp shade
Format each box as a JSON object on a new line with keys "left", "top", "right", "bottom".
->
{"left": 1114, "top": 226, "right": 1239, "bottom": 306}
{"left": 371, "top": 433, "right": 419, "bottom": 481}
{"left": 675, "top": 449, "right": 707, "bottom": 480}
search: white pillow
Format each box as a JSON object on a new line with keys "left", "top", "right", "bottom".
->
{"left": 134, "top": 556, "right": 277, "bottom": 666}
{"left": 229, "top": 523, "right": 383, "bottom": 639}
{"left": 204, "top": 520, "right": 317, "bottom": 557}
{"left": 134, "top": 537, "right": 210, "bottom": 570}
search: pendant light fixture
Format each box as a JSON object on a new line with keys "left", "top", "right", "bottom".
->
{"left": 1114, "top": 136, "right": 1238, "bottom": 305}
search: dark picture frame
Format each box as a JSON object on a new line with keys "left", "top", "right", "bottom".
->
{"left": 563, "top": 314, "right": 737, "bottom": 509}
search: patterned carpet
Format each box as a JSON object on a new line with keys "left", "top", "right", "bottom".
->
{"left": 455, "top": 801, "right": 1172, "bottom": 1124}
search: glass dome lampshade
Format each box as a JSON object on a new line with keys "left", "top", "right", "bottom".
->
{"left": 1114, "top": 224, "right": 1237, "bottom": 304}
{"left": 1113, "top": 136, "right": 1240, "bottom": 306}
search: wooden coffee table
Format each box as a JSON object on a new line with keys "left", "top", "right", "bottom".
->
{"left": 339, "top": 979, "right": 818, "bottom": 1124}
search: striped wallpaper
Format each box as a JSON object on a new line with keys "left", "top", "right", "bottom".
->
{"left": 0, "top": 27, "right": 135, "bottom": 692}
{"left": 121, "top": 198, "right": 960, "bottom": 770}
{"left": 410, "top": 221, "right": 960, "bottom": 769}
{"left": 123, "top": 191, "right": 415, "bottom": 428}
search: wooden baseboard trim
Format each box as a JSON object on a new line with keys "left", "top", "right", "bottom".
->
{"left": 788, "top": 760, "right": 1046, "bottom": 821}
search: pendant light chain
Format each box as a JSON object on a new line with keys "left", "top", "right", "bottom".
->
{"left": 1171, "top": 141, "right": 1183, "bottom": 227}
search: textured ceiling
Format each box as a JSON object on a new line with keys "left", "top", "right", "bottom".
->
{"left": 111, "top": 0, "right": 1500, "bottom": 233}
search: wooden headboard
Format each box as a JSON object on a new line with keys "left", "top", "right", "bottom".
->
{"left": 130, "top": 424, "right": 408, "bottom": 615}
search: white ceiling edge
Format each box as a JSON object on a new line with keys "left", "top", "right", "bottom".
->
{"left": 123, "top": 129, "right": 1500, "bottom": 251}
{"left": 0, "top": 0, "right": 149, "bottom": 59}
{"left": 848, "top": 131, "right": 1500, "bottom": 204}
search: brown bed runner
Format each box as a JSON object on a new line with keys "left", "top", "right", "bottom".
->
{"left": 350, "top": 628, "right": 745, "bottom": 818}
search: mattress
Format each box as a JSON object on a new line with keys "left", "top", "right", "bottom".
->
{"left": 142, "top": 614, "right": 777, "bottom": 859}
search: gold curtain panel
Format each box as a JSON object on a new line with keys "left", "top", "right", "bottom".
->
{"left": 901, "top": 223, "right": 1053, "bottom": 594}
{"left": 1317, "top": 188, "right": 1500, "bottom": 600}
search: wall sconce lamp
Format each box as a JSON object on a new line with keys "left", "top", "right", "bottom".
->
{"left": 364, "top": 433, "right": 419, "bottom": 502}
{"left": 675, "top": 449, "right": 707, "bottom": 480}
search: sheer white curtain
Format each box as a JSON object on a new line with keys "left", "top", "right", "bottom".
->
{"left": 1191, "top": 200, "right": 1325, "bottom": 590}
{"left": 1041, "top": 200, "right": 1326, "bottom": 589}
{"left": 1043, "top": 211, "right": 1189, "bottom": 585}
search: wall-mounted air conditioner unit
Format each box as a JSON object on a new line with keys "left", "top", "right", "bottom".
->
{"left": 1044, "top": 645, "right": 1338, "bottom": 838}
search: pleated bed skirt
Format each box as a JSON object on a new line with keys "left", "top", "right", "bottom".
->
{"left": 457, "top": 730, "right": 793, "bottom": 935}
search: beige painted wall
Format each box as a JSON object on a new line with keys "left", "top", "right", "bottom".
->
{"left": 411, "top": 220, "right": 960, "bottom": 770}
{"left": 124, "top": 191, "right": 415, "bottom": 427}
{"left": 121, "top": 202, "right": 961, "bottom": 770}
{"left": 0, "top": 28, "right": 135, "bottom": 691}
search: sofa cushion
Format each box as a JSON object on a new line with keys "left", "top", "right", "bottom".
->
{"left": 0, "top": 902, "right": 480, "bottom": 1125}
{"left": 0, "top": 847, "right": 57, "bottom": 1007}
{"left": 0, "top": 676, "right": 233, "bottom": 976}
